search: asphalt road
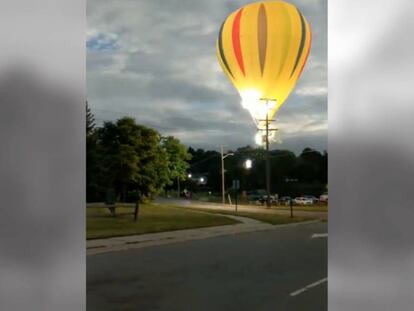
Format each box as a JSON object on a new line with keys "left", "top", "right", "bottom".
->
{"left": 87, "top": 221, "right": 326, "bottom": 310}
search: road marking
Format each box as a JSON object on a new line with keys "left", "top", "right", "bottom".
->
{"left": 290, "top": 277, "right": 327, "bottom": 297}
{"left": 311, "top": 233, "right": 328, "bottom": 238}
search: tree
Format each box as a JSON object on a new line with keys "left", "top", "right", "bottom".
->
{"left": 184, "top": 145, "right": 328, "bottom": 197}
{"left": 96, "top": 117, "right": 173, "bottom": 201}
{"left": 162, "top": 136, "right": 192, "bottom": 183}
{"left": 187, "top": 148, "right": 220, "bottom": 191}
{"left": 86, "top": 100, "right": 95, "bottom": 135}
{"left": 86, "top": 101, "right": 102, "bottom": 202}
{"left": 296, "top": 148, "right": 323, "bottom": 183}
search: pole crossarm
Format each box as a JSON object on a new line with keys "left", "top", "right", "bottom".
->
{"left": 257, "top": 128, "right": 278, "bottom": 132}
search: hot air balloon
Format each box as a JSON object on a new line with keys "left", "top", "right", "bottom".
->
{"left": 216, "top": 0, "right": 312, "bottom": 143}
{"left": 216, "top": 0, "right": 311, "bottom": 207}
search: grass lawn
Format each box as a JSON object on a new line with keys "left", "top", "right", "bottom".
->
{"left": 175, "top": 206, "right": 313, "bottom": 225}
{"left": 87, "top": 203, "right": 239, "bottom": 240}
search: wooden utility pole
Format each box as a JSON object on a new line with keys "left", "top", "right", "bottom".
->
{"left": 258, "top": 99, "right": 278, "bottom": 209}
{"left": 265, "top": 108, "right": 271, "bottom": 208}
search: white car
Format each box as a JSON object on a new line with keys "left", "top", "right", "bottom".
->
{"left": 319, "top": 193, "right": 328, "bottom": 203}
{"left": 303, "top": 195, "right": 319, "bottom": 204}
{"left": 294, "top": 197, "right": 313, "bottom": 205}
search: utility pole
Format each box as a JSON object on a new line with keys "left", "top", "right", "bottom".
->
{"left": 265, "top": 108, "right": 271, "bottom": 208}
{"left": 257, "top": 99, "right": 277, "bottom": 209}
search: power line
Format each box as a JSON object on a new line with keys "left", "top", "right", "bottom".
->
{"left": 189, "top": 154, "right": 220, "bottom": 168}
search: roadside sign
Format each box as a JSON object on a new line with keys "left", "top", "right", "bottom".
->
{"left": 285, "top": 178, "right": 298, "bottom": 183}
{"left": 232, "top": 179, "right": 240, "bottom": 190}
{"left": 232, "top": 179, "right": 240, "bottom": 212}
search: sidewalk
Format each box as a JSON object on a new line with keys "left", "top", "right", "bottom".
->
{"left": 87, "top": 214, "right": 318, "bottom": 256}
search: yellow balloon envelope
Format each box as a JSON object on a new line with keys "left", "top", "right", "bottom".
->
{"left": 216, "top": 0, "right": 311, "bottom": 122}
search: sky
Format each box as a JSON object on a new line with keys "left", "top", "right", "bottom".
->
{"left": 87, "top": 0, "right": 327, "bottom": 154}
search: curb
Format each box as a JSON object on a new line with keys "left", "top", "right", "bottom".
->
{"left": 87, "top": 219, "right": 323, "bottom": 256}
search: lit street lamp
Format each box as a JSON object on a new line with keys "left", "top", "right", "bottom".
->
{"left": 244, "top": 159, "right": 252, "bottom": 170}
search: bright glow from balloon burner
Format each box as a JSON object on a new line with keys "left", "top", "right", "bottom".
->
{"left": 240, "top": 89, "right": 261, "bottom": 110}
{"left": 240, "top": 90, "right": 277, "bottom": 122}
{"left": 255, "top": 132, "right": 265, "bottom": 145}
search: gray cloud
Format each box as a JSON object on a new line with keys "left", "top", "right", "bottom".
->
{"left": 87, "top": 0, "right": 327, "bottom": 154}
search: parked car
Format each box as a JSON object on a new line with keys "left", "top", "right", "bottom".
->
{"left": 246, "top": 189, "right": 267, "bottom": 204}
{"left": 294, "top": 196, "right": 313, "bottom": 205}
{"left": 319, "top": 193, "right": 328, "bottom": 203}
{"left": 303, "top": 195, "right": 319, "bottom": 204}
{"left": 259, "top": 194, "right": 278, "bottom": 205}
{"left": 279, "top": 196, "right": 292, "bottom": 205}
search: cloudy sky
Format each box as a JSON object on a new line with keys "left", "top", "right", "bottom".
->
{"left": 87, "top": 0, "right": 327, "bottom": 154}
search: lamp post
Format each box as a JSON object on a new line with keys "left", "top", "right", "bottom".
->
{"left": 244, "top": 159, "right": 252, "bottom": 170}
{"left": 243, "top": 158, "right": 253, "bottom": 201}
{"left": 234, "top": 158, "right": 253, "bottom": 212}
{"left": 220, "top": 145, "right": 234, "bottom": 205}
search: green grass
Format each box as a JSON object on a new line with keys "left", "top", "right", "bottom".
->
{"left": 175, "top": 206, "right": 313, "bottom": 225}
{"left": 87, "top": 203, "right": 239, "bottom": 240}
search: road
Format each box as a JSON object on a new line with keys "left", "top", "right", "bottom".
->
{"left": 87, "top": 221, "right": 327, "bottom": 310}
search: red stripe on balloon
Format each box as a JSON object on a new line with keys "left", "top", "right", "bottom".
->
{"left": 232, "top": 8, "right": 245, "bottom": 76}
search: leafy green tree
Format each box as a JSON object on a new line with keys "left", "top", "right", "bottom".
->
{"left": 96, "top": 117, "right": 180, "bottom": 201}
{"left": 86, "top": 101, "right": 95, "bottom": 135}
{"left": 162, "top": 136, "right": 192, "bottom": 183}
{"left": 296, "top": 148, "right": 323, "bottom": 182}
{"left": 185, "top": 145, "right": 327, "bottom": 197}
{"left": 86, "top": 101, "right": 102, "bottom": 202}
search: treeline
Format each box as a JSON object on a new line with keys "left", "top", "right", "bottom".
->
{"left": 86, "top": 103, "right": 191, "bottom": 202}
{"left": 185, "top": 146, "right": 327, "bottom": 197}
{"left": 87, "top": 103, "right": 328, "bottom": 202}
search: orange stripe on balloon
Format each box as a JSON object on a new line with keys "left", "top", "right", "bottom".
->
{"left": 232, "top": 8, "right": 245, "bottom": 76}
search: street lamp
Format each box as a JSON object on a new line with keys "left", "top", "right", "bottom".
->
{"left": 244, "top": 159, "right": 252, "bottom": 170}
{"left": 199, "top": 177, "right": 205, "bottom": 183}
{"left": 220, "top": 145, "right": 234, "bottom": 205}
{"left": 188, "top": 173, "right": 192, "bottom": 178}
